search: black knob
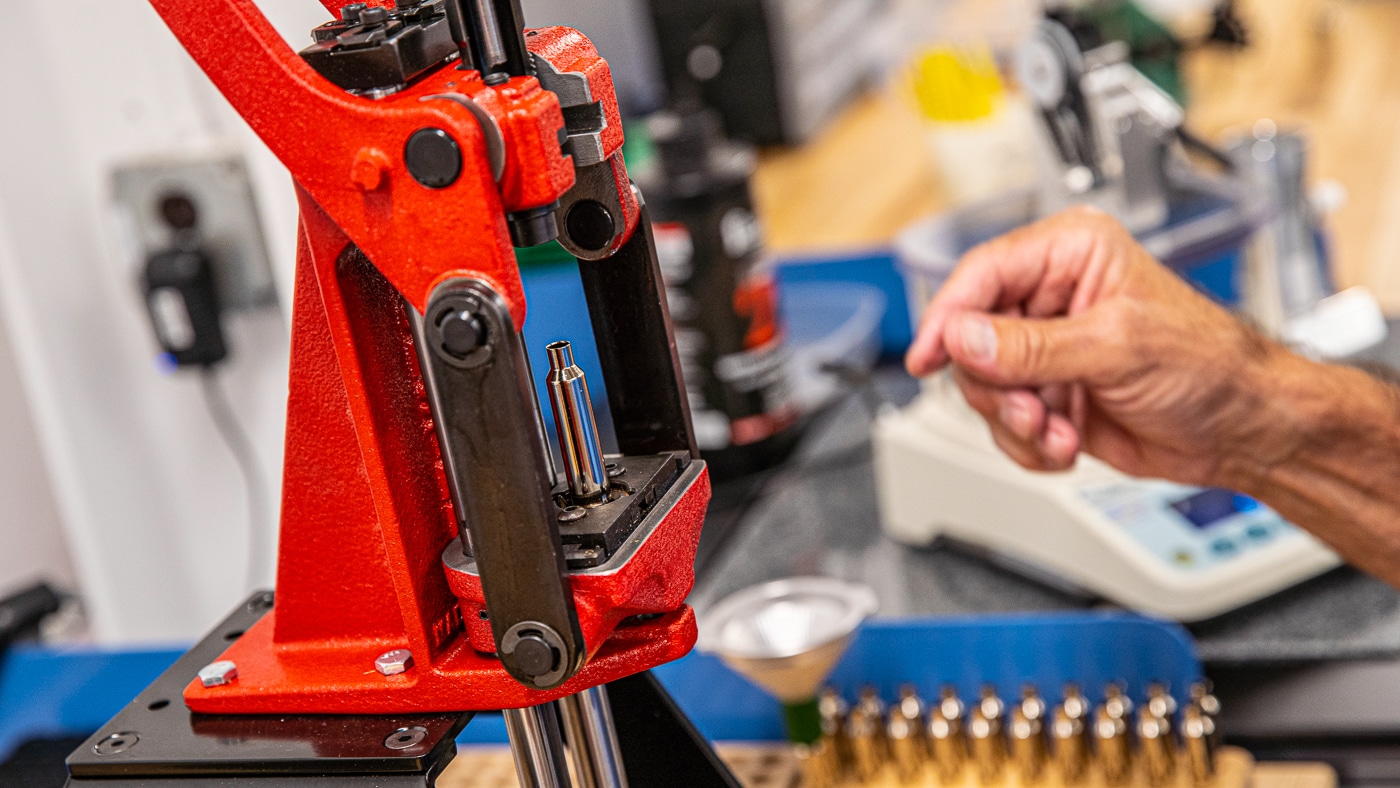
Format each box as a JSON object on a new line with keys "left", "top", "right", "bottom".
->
{"left": 564, "top": 200, "right": 615, "bottom": 252}
{"left": 340, "top": 2, "right": 367, "bottom": 21}
{"left": 436, "top": 310, "right": 486, "bottom": 359}
{"left": 405, "top": 128, "right": 462, "bottom": 189}
{"left": 359, "top": 5, "right": 388, "bottom": 24}
{"left": 512, "top": 633, "right": 559, "bottom": 678}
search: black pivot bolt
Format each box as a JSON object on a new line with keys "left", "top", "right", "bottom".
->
{"left": 340, "top": 2, "right": 367, "bottom": 21}
{"left": 565, "top": 200, "right": 615, "bottom": 252}
{"left": 436, "top": 309, "right": 486, "bottom": 359}
{"left": 512, "top": 632, "right": 560, "bottom": 679}
{"left": 405, "top": 128, "right": 462, "bottom": 189}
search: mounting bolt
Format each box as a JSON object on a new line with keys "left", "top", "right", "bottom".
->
{"left": 557, "top": 506, "right": 586, "bottom": 523}
{"left": 93, "top": 731, "right": 140, "bottom": 756}
{"left": 375, "top": 648, "right": 414, "bottom": 676}
{"left": 340, "top": 2, "right": 367, "bottom": 21}
{"left": 384, "top": 726, "right": 429, "bottom": 750}
{"left": 246, "top": 591, "right": 274, "bottom": 612}
{"left": 197, "top": 660, "right": 238, "bottom": 688}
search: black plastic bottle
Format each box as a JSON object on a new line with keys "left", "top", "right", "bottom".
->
{"left": 632, "top": 106, "right": 800, "bottom": 480}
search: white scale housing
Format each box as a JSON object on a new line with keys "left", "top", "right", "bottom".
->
{"left": 873, "top": 374, "right": 1341, "bottom": 621}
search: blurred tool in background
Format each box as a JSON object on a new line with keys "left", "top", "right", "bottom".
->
{"left": 0, "top": 582, "right": 70, "bottom": 787}
{"left": 1045, "top": 0, "right": 1186, "bottom": 107}
{"left": 1016, "top": 12, "right": 1216, "bottom": 231}
{"left": 899, "top": 0, "right": 1250, "bottom": 210}
{"left": 0, "top": 583, "right": 61, "bottom": 660}
{"left": 1047, "top": 0, "right": 1250, "bottom": 104}
{"left": 1230, "top": 123, "right": 1386, "bottom": 358}
{"left": 633, "top": 106, "right": 801, "bottom": 479}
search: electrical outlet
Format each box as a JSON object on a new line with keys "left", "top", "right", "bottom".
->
{"left": 111, "top": 154, "right": 276, "bottom": 311}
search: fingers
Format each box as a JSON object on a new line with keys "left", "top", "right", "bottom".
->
{"left": 984, "top": 404, "right": 1081, "bottom": 472}
{"left": 943, "top": 310, "right": 1118, "bottom": 388}
{"left": 905, "top": 233, "right": 1053, "bottom": 376}
{"left": 952, "top": 368, "right": 1081, "bottom": 470}
{"left": 905, "top": 207, "right": 1123, "bottom": 377}
{"left": 1041, "top": 413, "right": 1081, "bottom": 468}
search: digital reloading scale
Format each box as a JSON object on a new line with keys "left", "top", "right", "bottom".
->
{"left": 875, "top": 373, "right": 1340, "bottom": 622}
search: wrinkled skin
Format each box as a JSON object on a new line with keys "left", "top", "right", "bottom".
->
{"left": 905, "top": 207, "right": 1400, "bottom": 587}
{"left": 907, "top": 206, "right": 1286, "bottom": 486}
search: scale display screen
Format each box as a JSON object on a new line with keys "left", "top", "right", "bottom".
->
{"left": 1170, "top": 488, "right": 1259, "bottom": 528}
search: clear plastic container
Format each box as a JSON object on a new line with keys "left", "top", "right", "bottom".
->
{"left": 781, "top": 283, "right": 888, "bottom": 414}
{"left": 896, "top": 187, "right": 1258, "bottom": 323}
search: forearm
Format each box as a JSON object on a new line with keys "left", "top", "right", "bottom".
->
{"left": 1226, "top": 348, "right": 1400, "bottom": 587}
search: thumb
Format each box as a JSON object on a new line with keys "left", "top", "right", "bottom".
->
{"left": 945, "top": 311, "right": 1113, "bottom": 387}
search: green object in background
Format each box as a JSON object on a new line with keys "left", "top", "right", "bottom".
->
{"left": 513, "top": 240, "right": 574, "bottom": 267}
{"left": 1074, "top": 0, "right": 1186, "bottom": 105}
{"left": 621, "top": 118, "right": 656, "bottom": 176}
{"left": 782, "top": 697, "right": 823, "bottom": 746}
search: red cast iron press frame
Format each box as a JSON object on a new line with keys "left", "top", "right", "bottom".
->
{"left": 144, "top": 0, "right": 711, "bottom": 716}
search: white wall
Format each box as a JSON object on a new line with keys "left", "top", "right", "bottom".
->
{"left": 0, "top": 292, "right": 73, "bottom": 595}
{"left": 0, "top": 0, "right": 326, "bottom": 643}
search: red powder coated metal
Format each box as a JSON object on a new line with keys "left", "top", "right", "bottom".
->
{"left": 147, "top": 0, "right": 710, "bottom": 714}
{"left": 524, "top": 26, "right": 639, "bottom": 258}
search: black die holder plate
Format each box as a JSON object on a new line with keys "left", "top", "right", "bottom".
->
{"left": 63, "top": 591, "right": 738, "bottom": 786}
{"left": 557, "top": 452, "right": 686, "bottom": 570}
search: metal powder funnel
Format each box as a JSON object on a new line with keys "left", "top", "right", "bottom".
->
{"left": 699, "top": 576, "right": 877, "bottom": 706}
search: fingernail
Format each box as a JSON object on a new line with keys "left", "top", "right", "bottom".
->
{"left": 1044, "top": 420, "right": 1075, "bottom": 459}
{"left": 1000, "top": 399, "right": 1031, "bottom": 439}
{"left": 959, "top": 315, "right": 997, "bottom": 362}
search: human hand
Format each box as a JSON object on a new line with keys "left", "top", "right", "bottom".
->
{"left": 904, "top": 206, "right": 1291, "bottom": 487}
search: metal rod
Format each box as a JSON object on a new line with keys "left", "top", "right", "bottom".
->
{"left": 558, "top": 686, "right": 629, "bottom": 788}
{"left": 469, "top": 0, "right": 507, "bottom": 71}
{"left": 505, "top": 704, "right": 574, "bottom": 788}
{"left": 546, "top": 341, "right": 608, "bottom": 504}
